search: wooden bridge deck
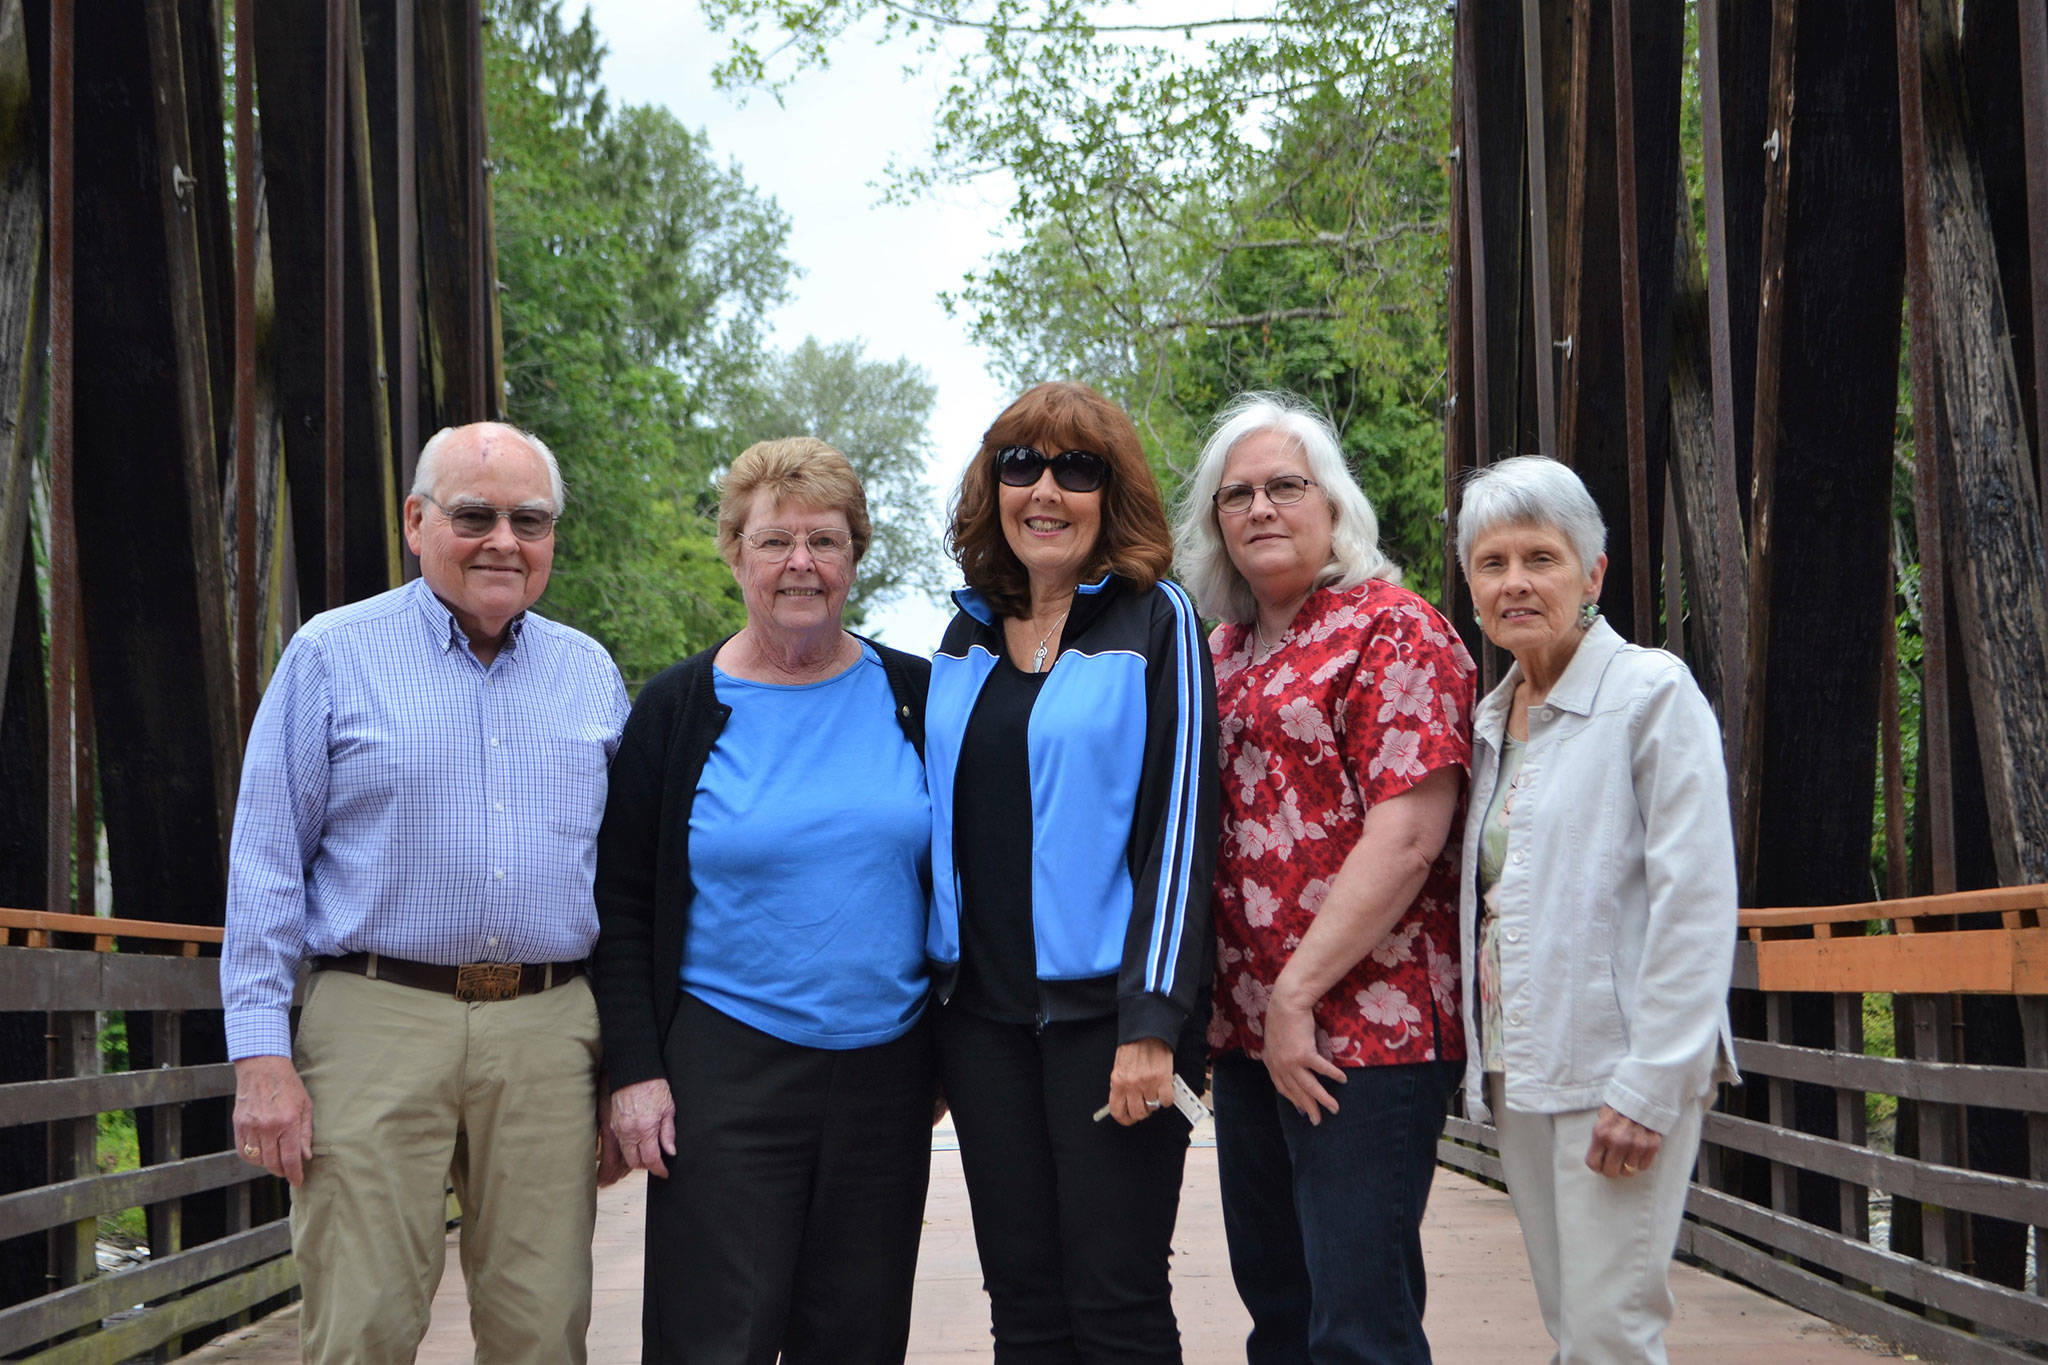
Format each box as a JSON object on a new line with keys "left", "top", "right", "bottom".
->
{"left": 177, "top": 1133, "right": 1890, "bottom": 1363}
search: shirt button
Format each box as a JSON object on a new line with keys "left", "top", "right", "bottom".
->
{"left": 493, "top": 868, "right": 505, "bottom": 880}
{"left": 490, "top": 737, "right": 500, "bottom": 747}
{"left": 1505, "top": 928, "right": 1521, "bottom": 943}
{"left": 494, "top": 802, "right": 504, "bottom": 813}
{"left": 487, "top": 936, "right": 499, "bottom": 948}
{"left": 1511, "top": 850, "right": 1526, "bottom": 865}
{"left": 1509, "top": 1011, "right": 1524, "bottom": 1026}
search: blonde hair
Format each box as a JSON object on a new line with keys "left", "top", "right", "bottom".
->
{"left": 715, "top": 437, "right": 872, "bottom": 566}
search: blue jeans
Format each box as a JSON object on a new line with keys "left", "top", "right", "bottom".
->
{"left": 1213, "top": 1054, "right": 1459, "bottom": 1364}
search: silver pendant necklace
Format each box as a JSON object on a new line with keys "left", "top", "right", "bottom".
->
{"left": 1031, "top": 609, "right": 1070, "bottom": 673}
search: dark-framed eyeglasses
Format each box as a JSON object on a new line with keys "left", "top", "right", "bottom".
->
{"left": 995, "top": 445, "right": 1110, "bottom": 494}
{"left": 424, "top": 494, "right": 558, "bottom": 541}
{"left": 1214, "top": 475, "right": 1319, "bottom": 515}
{"left": 739, "top": 527, "right": 855, "bottom": 563}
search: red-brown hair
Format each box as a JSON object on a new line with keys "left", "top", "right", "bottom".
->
{"left": 947, "top": 382, "right": 1174, "bottom": 617}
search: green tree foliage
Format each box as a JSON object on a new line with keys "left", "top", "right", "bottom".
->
{"left": 487, "top": 0, "right": 794, "bottom": 682}
{"left": 722, "top": 338, "right": 950, "bottom": 625}
{"left": 697, "top": 0, "right": 1455, "bottom": 599}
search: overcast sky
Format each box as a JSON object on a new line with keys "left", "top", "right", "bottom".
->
{"left": 578, "top": 0, "right": 1010, "bottom": 651}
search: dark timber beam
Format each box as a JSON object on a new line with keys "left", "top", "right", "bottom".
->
{"left": 143, "top": 0, "right": 239, "bottom": 853}
{"left": 255, "top": 0, "right": 400, "bottom": 612}
{"left": 1520, "top": 0, "right": 1561, "bottom": 458}
{"left": 0, "top": 0, "right": 47, "bottom": 1281}
{"left": 418, "top": 0, "right": 487, "bottom": 429}
{"left": 0, "top": 0, "right": 42, "bottom": 728}
{"left": 344, "top": 0, "right": 401, "bottom": 586}
{"left": 1747, "top": 1, "right": 1905, "bottom": 919}
{"left": 1667, "top": 180, "right": 1743, "bottom": 714}
{"left": 1910, "top": 0, "right": 2048, "bottom": 889}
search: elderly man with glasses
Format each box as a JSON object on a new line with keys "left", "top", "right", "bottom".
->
{"left": 222, "top": 421, "right": 630, "bottom": 1364}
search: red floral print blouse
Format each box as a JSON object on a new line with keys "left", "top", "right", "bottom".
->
{"left": 1208, "top": 580, "right": 1477, "bottom": 1066}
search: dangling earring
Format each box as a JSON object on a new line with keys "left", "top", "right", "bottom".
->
{"left": 1578, "top": 600, "right": 1600, "bottom": 631}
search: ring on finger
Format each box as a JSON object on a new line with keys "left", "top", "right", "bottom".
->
{"left": 1621, "top": 1163, "right": 1638, "bottom": 1173}
{"left": 243, "top": 1144, "right": 260, "bottom": 1158}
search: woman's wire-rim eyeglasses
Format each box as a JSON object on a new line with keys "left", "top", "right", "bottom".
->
{"left": 739, "top": 527, "right": 856, "bottom": 563}
{"left": 1213, "top": 475, "right": 1319, "bottom": 515}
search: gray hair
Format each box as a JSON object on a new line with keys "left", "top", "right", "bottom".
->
{"left": 1171, "top": 391, "right": 1401, "bottom": 625}
{"left": 1454, "top": 455, "right": 1606, "bottom": 575}
{"left": 411, "top": 422, "right": 566, "bottom": 514}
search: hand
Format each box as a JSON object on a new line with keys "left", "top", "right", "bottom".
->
{"left": 233, "top": 1055, "right": 315, "bottom": 1187}
{"left": 1261, "top": 992, "right": 1346, "bottom": 1125}
{"left": 609, "top": 1078, "right": 677, "bottom": 1179}
{"left": 1585, "top": 1105, "right": 1663, "bottom": 1179}
{"left": 1104, "top": 1038, "right": 1173, "bottom": 1126}
{"left": 596, "top": 1096, "right": 631, "bottom": 1187}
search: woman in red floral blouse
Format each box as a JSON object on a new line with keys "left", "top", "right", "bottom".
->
{"left": 1174, "top": 391, "right": 1476, "bottom": 1363}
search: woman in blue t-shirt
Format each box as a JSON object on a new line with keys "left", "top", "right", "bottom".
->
{"left": 591, "top": 438, "right": 935, "bottom": 1364}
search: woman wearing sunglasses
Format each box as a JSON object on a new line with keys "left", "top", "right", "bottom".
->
{"left": 1173, "top": 391, "right": 1475, "bottom": 1361}
{"left": 592, "top": 438, "right": 936, "bottom": 1362}
{"left": 925, "top": 381, "right": 1219, "bottom": 1361}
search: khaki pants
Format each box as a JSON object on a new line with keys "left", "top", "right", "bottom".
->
{"left": 1491, "top": 1076, "right": 1705, "bottom": 1365}
{"left": 290, "top": 969, "right": 600, "bottom": 1364}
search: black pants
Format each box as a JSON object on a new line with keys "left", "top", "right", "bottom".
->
{"left": 936, "top": 1005, "right": 1190, "bottom": 1364}
{"left": 642, "top": 989, "right": 935, "bottom": 1364}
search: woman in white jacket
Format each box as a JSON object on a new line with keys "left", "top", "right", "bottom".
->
{"left": 1455, "top": 455, "right": 1738, "bottom": 1364}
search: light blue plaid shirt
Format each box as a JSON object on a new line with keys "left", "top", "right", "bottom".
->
{"left": 222, "top": 577, "right": 630, "bottom": 1059}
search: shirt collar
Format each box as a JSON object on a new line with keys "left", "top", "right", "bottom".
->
{"left": 953, "top": 571, "right": 1114, "bottom": 628}
{"left": 406, "top": 576, "right": 528, "bottom": 660}
{"left": 1473, "top": 615, "right": 1626, "bottom": 733}
{"left": 1544, "top": 616, "right": 1624, "bottom": 715}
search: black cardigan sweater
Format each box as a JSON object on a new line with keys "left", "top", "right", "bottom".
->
{"left": 590, "top": 635, "right": 932, "bottom": 1091}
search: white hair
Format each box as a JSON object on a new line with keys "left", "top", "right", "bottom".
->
{"left": 1454, "top": 455, "right": 1607, "bottom": 576}
{"left": 1171, "top": 391, "right": 1401, "bottom": 625}
{"left": 411, "top": 422, "right": 565, "bottom": 513}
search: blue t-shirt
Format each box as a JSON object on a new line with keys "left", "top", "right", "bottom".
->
{"left": 685, "top": 643, "right": 932, "bottom": 1048}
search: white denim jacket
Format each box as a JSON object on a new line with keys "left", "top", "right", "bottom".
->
{"left": 1460, "top": 619, "right": 1739, "bottom": 1133}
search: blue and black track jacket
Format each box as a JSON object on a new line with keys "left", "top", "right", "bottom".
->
{"left": 927, "top": 573, "right": 1220, "bottom": 1047}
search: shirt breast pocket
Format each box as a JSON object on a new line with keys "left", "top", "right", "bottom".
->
{"left": 540, "top": 737, "right": 610, "bottom": 840}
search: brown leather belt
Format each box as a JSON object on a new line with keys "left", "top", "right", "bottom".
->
{"left": 311, "top": 952, "right": 586, "bottom": 1003}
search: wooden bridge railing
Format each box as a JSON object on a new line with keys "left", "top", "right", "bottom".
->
{"left": 9, "top": 892, "right": 2048, "bottom": 1361}
{"left": 1440, "top": 883, "right": 2048, "bottom": 1364}
{"left": 0, "top": 908, "right": 295, "bottom": 1364}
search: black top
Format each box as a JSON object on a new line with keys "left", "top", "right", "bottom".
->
{"left": 590, "top": 634, "right": 930, "bottom": 1092}
{"left": 952, "top": 655, "right": 1049, "bottom": 1022}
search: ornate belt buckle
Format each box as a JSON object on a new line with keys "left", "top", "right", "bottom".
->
{"left": 455, "top": 962, "right": 523, "bottom": 1002}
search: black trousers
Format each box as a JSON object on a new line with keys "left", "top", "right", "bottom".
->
{"left": 936, "top": 1005, "right": 1190, "bottom": 1364}
{"left": 641, "top": 989, "right": 935, "bottom": 1364}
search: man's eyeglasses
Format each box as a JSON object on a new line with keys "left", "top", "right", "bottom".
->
{"left": 996, "top": 445, "right": 1109, "bottom": 494}
{"left": 424, "top": 495, "right": 558, "bottom": 541}
{"left": 740, "top": 527, "right": 855, "bottom": 563}
{"left": 1214, "top": 475, "right": 1319, "bottom": 515}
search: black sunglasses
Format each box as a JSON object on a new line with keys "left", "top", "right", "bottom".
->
{"left": 995, "top": 445, "right": 1109, "bottom": 494}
